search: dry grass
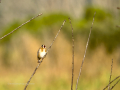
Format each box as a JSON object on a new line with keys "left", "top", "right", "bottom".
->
{"left": 0, "top": 31, "right": 120, "bottom": 90}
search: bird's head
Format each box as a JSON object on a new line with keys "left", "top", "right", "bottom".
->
{"left": 41, "top": 45, "right": 46, "bottom": 49}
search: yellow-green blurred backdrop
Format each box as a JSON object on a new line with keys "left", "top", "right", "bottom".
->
{"left": 0, "top": 0, "right": 120, "bottom": 90}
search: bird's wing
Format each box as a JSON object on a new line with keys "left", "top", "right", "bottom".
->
{"left": 37, "top": 49, "right": 41, "bottom": 60}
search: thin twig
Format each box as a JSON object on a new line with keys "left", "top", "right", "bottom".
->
{"left": 108, "top": 59, "right": 113, "bottom": 90}
{"left": 24, "top": 20, "right": 66, "bottom": 90}
{"left": 69, "top": 17, "right": 74, "bottom": 90}
{"left": 103, "top": 76, "right": 120, "bottom": 90}
{"left": 46, "top": 20, "right": 66, "bottom": 53}
{"left": 24, "top": 62, "right": 41, "bottom": 90}
{"left": 110, "top": 79, "right": 120, "bottom": 90}
{"left": 75, "top": 12, "right": 96, "bottom": 90}
{"left": 0, "top": 13, "right": 43, "bottom": 40}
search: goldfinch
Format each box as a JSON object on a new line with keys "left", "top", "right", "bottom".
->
{"left": 37, "top": 45, "right": 46, "bottom": 63}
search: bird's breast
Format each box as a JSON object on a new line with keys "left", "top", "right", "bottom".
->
{"left": 39, "top": 49, "right": 46, "bottom": 58}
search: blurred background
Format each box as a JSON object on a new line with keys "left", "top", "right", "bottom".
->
{"left": 0, "top": 0, "right": 120, "bottom": 90}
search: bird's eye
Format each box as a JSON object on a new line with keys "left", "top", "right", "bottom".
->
{"left": 44, "top": 45, "right": 46, "bottom": 48}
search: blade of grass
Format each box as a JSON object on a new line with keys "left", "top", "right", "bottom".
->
{"left": 103, "top": 76, "right": 120, "bottom": 90}
{"left": 110, "top": 79, "right": 120, "bottom": 90}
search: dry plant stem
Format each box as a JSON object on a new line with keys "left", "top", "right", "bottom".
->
{"left": 24, "top": 61, "right": 42, "bottom": 90}
{"left": 69, "top": 18, "right": 74, "bottom": 90}
{"left": 46, "top": 20, "right": 66, "bottom": 53}
{"left": 110, "top": 79, "right": 120, "bottom": 90}
{"left": 75, "top": 12, "right": 96, "bottom": 90}
{"left": 108, "top": 59, "right": 113, "bottom": 90}
{"left": 24, "top": 20, "right": 66, "bottom": 90}
{"left": 0, "top": 13, "right": 43, "bottom": 40}
{"left": 103, "top": 76, "right": 120, "bottom": 90}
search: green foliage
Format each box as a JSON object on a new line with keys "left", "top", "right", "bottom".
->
{"left": 73, "top": 7, "right": 118, "bottom": 54}
{"left": 0, "top": 13, "right": 69, "bottom": 44}
{"left": 0, "top": 8, "right": 119, "bottom": 54}
{"left": 84, "top": 7, "right": 112, "bottom": 22}
{"left": 0, "top": 21, "right": 20, "bottom": 43}
{"left": 25, "top": 13, "right": 69, "bottom": 32}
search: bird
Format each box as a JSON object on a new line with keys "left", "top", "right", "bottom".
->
{"left": 37, "top": 45, "right": 46, "bottom": 63}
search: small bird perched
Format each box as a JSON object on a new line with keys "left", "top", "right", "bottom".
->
{"left": 37, "top": 45, "right": 46, "bottom": 63}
